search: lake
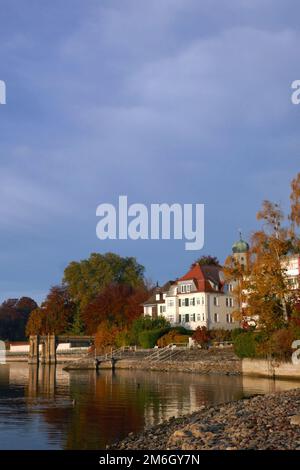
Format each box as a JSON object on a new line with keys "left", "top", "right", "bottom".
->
{"left": 0, "top": 363, "right": 299, "bottom": 449}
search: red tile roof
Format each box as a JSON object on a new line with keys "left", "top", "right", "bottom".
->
{"left": 178, "top": 263, "right": 223, "bottom": 293}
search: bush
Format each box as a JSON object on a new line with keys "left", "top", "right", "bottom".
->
{"left": 171, "top": 326, "right": 193, "bottom": 336}
{"left": 210, "top": 328, "right": 231, "bottom": 342}
{"left": 269, "top": 328, "right": 296, "bottom": 360}
{"left": 192, "top": 326, "right": 211, "bottom": 349}
{"left": 138, "top": 328, "right": 169, "bottom": 349}
{"left": 230, "top": 328, "right": 247, "bottom": 341}
{"left": 233, "top": 331, "right": 257, "bottom": 358}
{"left": 128, "top": 316, "right": 170, "bottom": 345}
{"left": 157, "top": 329, "right": 189, "bottom": 347}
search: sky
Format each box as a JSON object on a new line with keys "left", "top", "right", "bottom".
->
{"left": 0, "top": 0, "right": 299, "bottom": 304}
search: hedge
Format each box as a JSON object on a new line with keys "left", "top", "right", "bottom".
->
{"left": 138, "top": 328, "right": 169, "bottom": 349}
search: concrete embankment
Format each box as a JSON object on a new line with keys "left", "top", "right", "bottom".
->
{"left": 64, "top": 349, "right": 242, "bottom": 375}
{"left": 242, "top": 358, "right": 300, "bottom": 380}
{"left": 109, "top": 388, "right": 300, "bottom": 450}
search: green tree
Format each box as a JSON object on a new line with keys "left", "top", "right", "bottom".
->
{"left": 63, "top": 252, "right": 145, "bottom": 311}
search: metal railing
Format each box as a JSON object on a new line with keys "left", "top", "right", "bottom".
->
{"left": 144, "top": 343, "right": 188, "bottom": 363}
{"left": 95, "top": 345, "right": 137, "bottom": 361}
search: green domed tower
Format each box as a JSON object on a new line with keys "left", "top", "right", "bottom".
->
{"left": 232, "top": 231, "right": 249, "bottom": 267}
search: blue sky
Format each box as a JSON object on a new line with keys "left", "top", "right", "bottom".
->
{"left": 0, "top": 0, "right": 299, "bottom": 304}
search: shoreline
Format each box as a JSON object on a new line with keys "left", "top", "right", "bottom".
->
{"left": 64, "top": 348, "right": 242, "bottom": 375}
{"left": 109, "top": 387, "right": 300, "bottom": 450}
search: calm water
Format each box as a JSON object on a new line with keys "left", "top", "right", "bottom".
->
{"left": 0, "top": 363, "right": 300, "bottom": 449}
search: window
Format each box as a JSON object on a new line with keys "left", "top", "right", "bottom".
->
{"left": 229, "top": 298, "right": 234, "bottom": 307}
{"left": 185, "top": 298, "right": 189, "bottom": 307}
{"left": 191, "top": 313, "right": 195, "bottom": 322}
{"left": 202, "top": 297, "right": 205, "bottom": 305}
{"left": 226, "top": 298, "right": 229, "bottom": 307}
{"left": 168, "top": 316, "right": 174, "bottom": 323}
{"left": 202, "top": 313, "right": 205, "bottom": 321}
{"left": 186, "top": 284, "right": 191, "bottom": 293}
{"left": 178, "top": 299, "right": 181, "bottom": 307}
{"left": 214, "top": 313, "right": 219, "bottom": 323}
{"left": 197, "top": 314, "right": 201, "bottom": 321}
{"left": 189, "top": 298, "right": 195, "bottom": 306}
{"left": 179, "top": 314, "right": 182, "bottom": 323}
{"left": 181, "top": 285, "right": 186, "bottom": 293}
{"left": 185, "top": 314, "right": 189, "bottom": 323}
{"left": 213, "top": 297, "right": 219, "bottom": 307}
{"left": 159, "top": 305, "right": 166, "bottom": 313}
{"left": 155, "top": 294, "right": 160, "bottom": 301}
{"left": 167, "top": 299, "right": 174, "bottom": 307}
{"left": 226, "top": 313, "right": 230, "bottom": 323}
{"left": 197, "top": 298, "right": 201, "bottom": 305}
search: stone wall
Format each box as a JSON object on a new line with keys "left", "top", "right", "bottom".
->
{"left": 102, "top": 358, "right": 241, "bottom": 375}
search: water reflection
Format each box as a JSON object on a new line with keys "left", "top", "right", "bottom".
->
{"left": 0, "top": 363, "right": 299, "bottom": 449}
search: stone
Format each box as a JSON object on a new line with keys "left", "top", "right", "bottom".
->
{"left": 290, "top": 415, "right": 300, "bottom": 426}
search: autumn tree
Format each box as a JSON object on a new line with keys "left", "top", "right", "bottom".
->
{"left": 63, "top": 252, "right": 145, "bottom": 312}
{"left": 26, "top": 285, "right": 76, "bottom": 336}
{"left": 225, "top": 173, "right": 300, "bottom": 332}
{"left": 0, "top": 297, "right": 37, "bottom": 341}
{"left": 290, "top": 172, "right": 300, "bottom": 252}
{"left": 82, "top": 283, "right": 148, "bottom": 335}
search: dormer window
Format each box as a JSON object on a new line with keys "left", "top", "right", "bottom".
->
{"left": 155, "top": 293, "right": 160, "bottom": 301}
{"left": 181, "top": 284, "right": 191, "bottom": 293}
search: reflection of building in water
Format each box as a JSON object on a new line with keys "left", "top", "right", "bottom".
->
{"left": 25, "top": 365, "right": 70, "bottom": 402}
{"left": 8, "top": 363, "right": 29, "bottom": 385}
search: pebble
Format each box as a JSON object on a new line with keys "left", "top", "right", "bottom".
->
{"left": 109, "top": 388, "right": 300, "bottom": 450}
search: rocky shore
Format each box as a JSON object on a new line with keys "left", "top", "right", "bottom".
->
{"left": 109, "top": 388, "right": 300, "bottom": 450}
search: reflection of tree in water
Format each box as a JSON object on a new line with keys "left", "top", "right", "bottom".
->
{"left": 42, "top": 370, "right": 147, "bottom": 449}
{"left": 42, "top": 370, "right": 246, "bottom": 449}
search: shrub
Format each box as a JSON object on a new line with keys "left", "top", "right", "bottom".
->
{"left": 128, "top": 316, "right": 170, "bottom": 345}
{"left": 157, "top": 330, "right": 189, "bottom": 347}
{"left": 171, "top": 326, "right": 193, "bottom": 336}
{"left": 210, "top": 328, "right": 231, "bottom": 342}
{"left": 138, "top": 328, "right": 169, "bottom": 349}
{"left": 233, "top": 331, "right": 257, "bottom": 358}
{"left": 269, "top": 328, "right": 296, "bottom": 360}
{"left": 230, "top": 328, "right": 247, "bottom": 341}
{"left": 192, "top": 326, "right": 211, "bottom": 349}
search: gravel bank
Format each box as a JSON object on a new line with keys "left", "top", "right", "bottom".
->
{"left": 109, "top": 388, "right": 300, "bottom": 450}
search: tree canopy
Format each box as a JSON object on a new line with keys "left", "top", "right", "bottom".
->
{"left": 192, "top": 255, "right": 220, "bottom": 267}
{"left": 0, "top": 297, "right": 37, "bottom": 341}
{"left": 63, "top": 252, "right": 145, "bottom": 311}
{"left": 224, "top": 172, "right": 300, "bottom": 331}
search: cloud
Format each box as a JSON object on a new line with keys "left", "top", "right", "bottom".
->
{"left": 0, "top": 0, "right": 299, "bottom": 301}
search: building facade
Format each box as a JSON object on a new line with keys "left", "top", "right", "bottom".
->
{"left": 143, "top": 263, "right": 239, "bottom": 331}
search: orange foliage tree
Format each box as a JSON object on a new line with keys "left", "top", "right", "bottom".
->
{"left": 82, "top": 283, "right": 148, "bottom": 335}
{"left": 26, "top": 285, "right": 76, "bottom": 336}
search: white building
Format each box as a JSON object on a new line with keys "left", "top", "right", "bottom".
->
{"left": 143, "top": 263, "right": 239, "bottom": 331}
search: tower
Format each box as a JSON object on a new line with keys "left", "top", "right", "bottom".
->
{"left": 232, "top": 230, "right": 249, "bottom": 267}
